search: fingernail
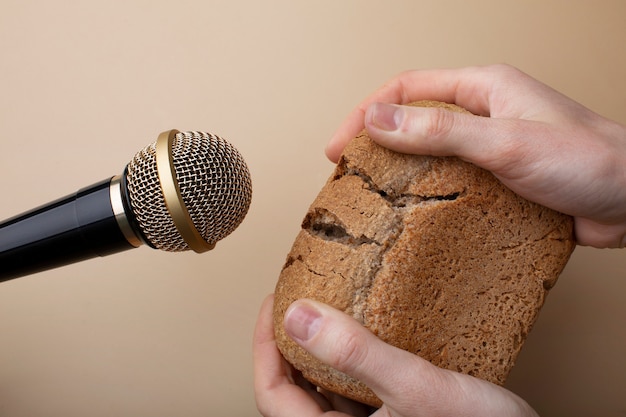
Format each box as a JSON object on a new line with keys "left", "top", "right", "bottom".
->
{"left": 284, "top": 302, "right": 322, "bottom": 343}
{"left": 369, "top": 102, "right": 403, "bottom": 131}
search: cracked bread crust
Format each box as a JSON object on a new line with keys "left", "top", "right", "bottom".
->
{"left": 273, "top": 101, "right": 576, "bottom": 407}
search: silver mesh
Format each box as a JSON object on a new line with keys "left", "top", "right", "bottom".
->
{"left": 125, "top": 131, "right": 252, "bottom": 252}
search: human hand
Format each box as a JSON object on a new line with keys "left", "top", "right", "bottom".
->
{"left": 254, "top": 294, "right": 538, "bottom": 417}
{"left": 326, "top": 64, "right": 626, "bottom": 248}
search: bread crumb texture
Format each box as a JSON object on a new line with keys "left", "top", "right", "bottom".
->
{"left": 273, "top": 101, "right": 575, "bottom": 407}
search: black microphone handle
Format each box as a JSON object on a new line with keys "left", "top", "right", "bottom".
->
{"left": 0, "top": 176, "right": 142, "bottom": 282}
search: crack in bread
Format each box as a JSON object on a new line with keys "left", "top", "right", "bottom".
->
{"left": 299, "top": 160, "right": 467, "bottom": 327}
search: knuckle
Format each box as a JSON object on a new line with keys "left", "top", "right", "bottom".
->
{"left": 489, "top": 62, "right": 515, "bottom": 73}
{"left": 329, "top": 328, "right": 369, "bottom": 374}
{"left": 487, "top": 63, "right": 520, "bottom": 79}
{"left": 378, "top": 70, "right": 415, "bottom": 103}
{"left": 487, "top": 64, "right": 531, "bottom": 92}
{"left": 420, "top": 108, "right": 456, "bottom": 142}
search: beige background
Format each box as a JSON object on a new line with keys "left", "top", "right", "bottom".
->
{"left": 0, "top": 1, "right": 624, "bottom": 416}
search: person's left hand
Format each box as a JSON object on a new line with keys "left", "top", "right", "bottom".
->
{"left": 253, "top": 294, "right": 538, "bottom": 417}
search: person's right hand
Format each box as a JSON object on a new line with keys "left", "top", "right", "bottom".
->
{"left": 326, "top": 64, "right": 626, "bottom": 248}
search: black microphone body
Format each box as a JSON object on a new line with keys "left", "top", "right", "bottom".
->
{"left": 0, "top": 177, "right": 139, "bottom": 281}
{"left": 0, "top": 129, "right": 253, "bottom": 282}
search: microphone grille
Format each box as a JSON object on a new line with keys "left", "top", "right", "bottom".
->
{"left": 125, "top": 131, "right": 252, "bottom": 252}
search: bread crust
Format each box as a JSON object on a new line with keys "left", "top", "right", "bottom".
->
{"left": 273, "top": 101, "right": 575, "bottom": 407}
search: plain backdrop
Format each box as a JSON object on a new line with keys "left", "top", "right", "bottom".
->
{"left": 0, "top": 1, "right": 625, "bottom": 416}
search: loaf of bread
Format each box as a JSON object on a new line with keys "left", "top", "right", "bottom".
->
{"left": 273, "top": 101, "right": 575, "bottom": 407}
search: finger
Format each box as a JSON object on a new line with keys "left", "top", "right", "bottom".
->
{"left": 253, "top": 295, "right": 287, "bottom": 389}
{"left": 574, "top": 217, "right": 626, "bottom": 248}
{"left": 317, "top": 388, "right": 379, "bottom": 416}
{"left": 365, "top": 102, "right": 538, "bottom": 174}
{"left": 293, "top": 369, "right": 338, "bottom": 413}
{"left": 283, "top": 299, "right": 460, "bottom": 411}
{"left": 325, "top": 65, "right": 504, "bottom": 162}
{"left": 253, "top": 295, "right": 333, "bottom": 417}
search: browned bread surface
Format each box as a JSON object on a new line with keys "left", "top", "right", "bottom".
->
{"left": 273, "top": 101, "right": 575, "bottom": 407}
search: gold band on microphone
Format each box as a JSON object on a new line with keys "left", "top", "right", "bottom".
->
{"left": 155, "top": 129, "right": 215, "bottom": 253}
{"left": 110, "top": 175, "right": 143, "bottom": 248}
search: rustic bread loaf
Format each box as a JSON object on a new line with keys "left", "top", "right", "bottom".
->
{"left": 273, "top": 101, "right": 575, "bottom": 407}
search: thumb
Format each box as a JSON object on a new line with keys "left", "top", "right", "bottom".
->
{"left": 283, "top": 299, "right": 466, "bottom": 414}
{"left": 364, "top": 102, "right": 530, "bottom": 175}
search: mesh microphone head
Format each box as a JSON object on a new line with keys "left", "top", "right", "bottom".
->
{"left": 125, "top": 131, "right": 252, "bottom": 252}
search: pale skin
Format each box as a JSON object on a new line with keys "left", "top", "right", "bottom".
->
{"left": 254, "top": 64, "right": 626, "bottom": 416}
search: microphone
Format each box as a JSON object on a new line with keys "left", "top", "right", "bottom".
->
{"left": 0, "top": 129, "right": 252, "bottom": 282}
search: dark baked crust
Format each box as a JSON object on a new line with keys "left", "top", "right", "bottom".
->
{"left": 273, "top": 101, "right": 575, "bottom": 407}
